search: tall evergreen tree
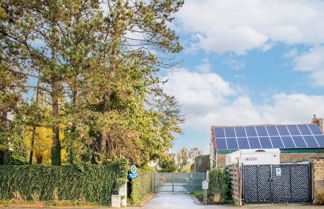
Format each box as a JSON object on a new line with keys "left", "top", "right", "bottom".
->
{"left": 1, "top": 0, "right": 184, "bottom": 166}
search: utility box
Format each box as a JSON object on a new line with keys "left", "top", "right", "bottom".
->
{"left": 226, "top": 149, "right": 280, "bottom": 166}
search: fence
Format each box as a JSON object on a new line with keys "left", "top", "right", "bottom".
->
{"left": 242, "top": 163, "right": 312, "bottom": 203}
{"left": 152, "top": 172, "right": 205, "bottom": 193}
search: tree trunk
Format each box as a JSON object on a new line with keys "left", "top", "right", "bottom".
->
{"left": 1, "top": 110, "right": 10, "bottom": 164}
{"left": 48, "top": 2, "right": 61, "bottom": 166}
{"left": 29, "top": 126, "right": 36, "bottom": 164}
{"left": 100, "top": 92, "right": 110, "bottom": 154}
{"left": 29, "top": 78, "right": 40, "bottom": 164}
{"left": 67, "top": 89, "right": 78, "bottom": 165}
{"left": 51, "top": 83, "right": 61, "bottom": 166}
{"left": 100, "top": 24, "right": 119, "bottom": 162}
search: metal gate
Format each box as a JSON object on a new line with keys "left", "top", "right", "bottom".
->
{"left": 152, "top": 172, "right": 205, "bottom": 193}
{"left": 243, "top": 163, "right": 312, "bottom": 203}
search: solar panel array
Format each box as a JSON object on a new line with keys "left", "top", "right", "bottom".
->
{"left": 213, "top": 124, "right": 324, "bottom": 150}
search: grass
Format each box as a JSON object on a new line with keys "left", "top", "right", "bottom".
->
{"left": 191, "top": 190, "right": 205, "bottom": 203}
{"left": 191, "top": 190, "right": 233, "bottom": 205}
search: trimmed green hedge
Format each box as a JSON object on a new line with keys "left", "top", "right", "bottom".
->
{"left": 0, "top": 159, "right": 128, "bottom": 205}
{"left": 129, "top": 168, "right": 152, "bottom": 204}
{"left": 208, "top": 168, "right": 232, "bottom": 203}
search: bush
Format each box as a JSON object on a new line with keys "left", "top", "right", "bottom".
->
{"left": 191, "top": 190, "right": 204, "bottom": 201}
{"left": 0, "top": 159, "right": 128, "bottom": 205}
{"left": 316, "top": 189, "right": 324, "bottom": 205}
{"left": 128, "top": 168, "right": 152, "bottom": 205}
{"left": 208, "top": 168, "right": 232, "bottom": 203}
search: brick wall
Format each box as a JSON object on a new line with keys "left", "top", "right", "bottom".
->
{"left": 226, "top": 163, "right": 242, "bottom": 205}
{"left": 281, "top": 152, "right": 324, "bottom": 163}
{"left": 313, "top": 159, "right": 324, "bottom": 204}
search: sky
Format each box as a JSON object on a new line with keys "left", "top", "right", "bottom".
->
{"left": 164, "top": 0, "right": 324, "bottom": 154}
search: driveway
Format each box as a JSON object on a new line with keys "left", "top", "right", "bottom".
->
{"left": 127, "top": 192, "right": 323, "bottom": 209}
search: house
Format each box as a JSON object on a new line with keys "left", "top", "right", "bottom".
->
{"left": 210, "top": 115, "right": 324, "bottom": 168}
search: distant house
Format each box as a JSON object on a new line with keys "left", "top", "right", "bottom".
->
{"left": 210, "top": 115, "right": 324, "bottom": 168}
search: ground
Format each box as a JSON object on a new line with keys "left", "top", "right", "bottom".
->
{"left": 1, "top": 193, "right": 323, "bottom": 209}
{"left": 126, "top": 193, "right": 323, "bottom": 209}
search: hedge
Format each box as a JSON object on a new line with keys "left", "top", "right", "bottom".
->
{"left": 0, "top": 159, "right": 128, "bottom": 205}
{"left": 128, "top": 168, "right": 152, "bottom": 204}
{"left": 208, "top": 168, "right": 232, "bottom": 203}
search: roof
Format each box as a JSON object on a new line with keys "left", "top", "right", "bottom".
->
{"left": 211, "top": 123, "right": 324, "bottom": 151}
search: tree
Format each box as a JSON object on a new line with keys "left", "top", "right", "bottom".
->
{"left": 0, "top": 0, "right": 184, "bottom": 166}
{"left": 158, "top": 153, "right": 177, "bottom": 172}
{"left": 188, "top": 147, "right": 203, "bottom": 163}
{"left": 0, "top": 2, "right": 28, "bottom": 164}
{"left": 176, "top": 147, "right": 203, "bottom": 172}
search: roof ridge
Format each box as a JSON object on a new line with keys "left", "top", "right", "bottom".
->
{"left": 211, "top": 123, "right": 314, "bottom": 128}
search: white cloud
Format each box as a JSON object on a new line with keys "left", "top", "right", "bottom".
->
{"left": 222, "top": 55, "right": 245, "bottom": 70}
{"left": 164, "top": 68, "right": 235, "bottom": 109}
{"left": 261, "top": 94, "right": 324, "bottom": 123}
{"left": 284, "top": 48, "right": 299, "bottom": 58}
{"left": 195, "top": 58, "right": 212, "bottom": 72}
{"left": 176, "top": 0, "right": 324, "bottom": 54}
{"left": 164, "top": 68, "right": 324, "bottom": 131}
{"left": 293, "top": 46, "right": 324, "bottom": 86}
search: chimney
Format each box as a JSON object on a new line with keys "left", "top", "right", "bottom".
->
{"left": 311, "top": 114, "right": 323, "bottom": 130}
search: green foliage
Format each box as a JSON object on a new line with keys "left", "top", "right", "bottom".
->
{"left": 208, "top": 168, "right": 232, "bottom": 203}
{"left": 0, "top": 151, "right": 28, "bottom": 165}
{"left": 1, "top": 0, "right": 184, "bottom": 166}
{"left": 7, "top": 155, "right": 28, "bottom": 165}
{"left": 158, "top": 153, "right": 177, "bottom": 172}
{"left": 0, "top": 159, "right": 128, "bottom": 205}
{"left": 191, "top": 190, "right": 204, "bottom": 201}
{"left": 129, "top": 168, "right": 153, "bottom": 205}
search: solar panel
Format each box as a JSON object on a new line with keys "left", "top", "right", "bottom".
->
{"left": 297, "top": 124, "right": 311, "bottom": 135}
{"left": 292, "top": 136, "right": 307, "bottom": 148}
{"left": 315, "top": 135, "right": 324, "bottom": 147}
{"left": 215, "top": 137, "right": 227, "bottom": 150}
{"left": 214, "top": 127, "right": 224, "bottom": 137}
{"left": 237, "top": 137, "right": 250, "bottom": 149}
{"left": 227, "top": 138, "right": 238, "bottom": 150}
{"left": 235, "top": 127, "right": 246, "bottom": 137}
{"left": 249, "top": 137, "right": 261, "bottom": 148}
{"left": 245, "top": 126, "right": 257, "bottom": 137}
{"left": 270, "top": 136, "right": 284, "bottom": 148}
{"left": 256, "top": 126, "right": 268, "bottom": 136}
{"left": 287, "top": 125, "right": 301, "bottom": 135}
{"left": 259, "top": 136, "right": 272, "bottom": 148}
{"left": 213, "top": 124, "right": 324, "bottom": 150}
{"left": 281, "top": 136, "right": 295, "bottom": 148}
{"left": 309, "top": 124, "right": 323, "bottom": 135}
{"left": 303, "top": 135, "right": 319, "bottom": 148}
{"left": 266, "top": 126, "right": 279, "bottom": 136}
{"left": 224, "top": 127, "right": 235, "bottom": 137}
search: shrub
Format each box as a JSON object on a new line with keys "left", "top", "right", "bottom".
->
{"left": 191, "top": 190, "right": 204, "bottom": 201}
{"left": 316, "top": 189, "right": 324, "bottom": 205}
{"left": 0, "top": 159, "right": 128, "bottom": 205}
{"left": 128, "top": 168, "right": 153, "bottom": 205}
{"left": 208, "top": 168, "right": 232, "bottom": 203}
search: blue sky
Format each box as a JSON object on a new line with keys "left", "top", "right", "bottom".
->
{"left": 165, "top": 0, "right": 324, "bottom": 154}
